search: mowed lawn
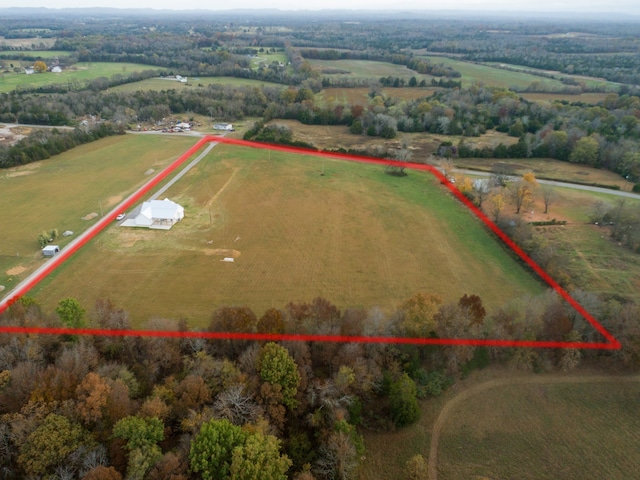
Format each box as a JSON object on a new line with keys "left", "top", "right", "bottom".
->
{"left": 0, "top": 62, "right": 162, "bottom": 93}
{"left": 32, "top": 144, "right": 543, "bottom": 327}
{"left": 437, "top": 381, "right": 640, "bottom": 479}
{"left": 0, "top": 134, "right": 198, "bottom": 291}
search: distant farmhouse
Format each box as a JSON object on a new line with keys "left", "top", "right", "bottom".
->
{"left": 24, "top": 67, "right": 34, "bottom": 75}
{"left": 214, "top": 123, "right": 234, "bottom": 131}
{"left": 51, "top": 66, "right": 62, "bottom": 73}
{"left": 121, "top": 198, "right": 184, "bottom": 230}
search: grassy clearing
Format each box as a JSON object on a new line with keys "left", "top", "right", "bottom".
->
{"left": 265, "top": 119, "right": 516, "bottom": 160}
{"left": 318, "top": 87, "right": 436, "bottom": 106}
{"left": 0, "top": 37, "right": 56, "bottom": 49}
{"left": 31, "top": 144, "right": 542, "bottom": 326}
{"left": 0, "top": 134, "right": 198, "bottom": 291}
{"left": 422, "top": 57, "right": 566, "bottom": 90}
{"left": 438, "top": 381, "right": 640, "bottom": 479}
{"left": 307, "top": 59, "right": 434, "bottom": 82}
{"left": 108, "top": 76, "right": 285, "bottom": 93}
{"left": 520, "top": 92, "right": 608, "bottom": 104}
{"left": 0, "top": 62, "right": 161, "bottom": 93}
{"left": 0, "top": 50, "right": 70, "bottom": 58}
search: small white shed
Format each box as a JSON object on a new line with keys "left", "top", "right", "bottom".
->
{"left": 42, "top": 245, "right": 60, "bottom": 257}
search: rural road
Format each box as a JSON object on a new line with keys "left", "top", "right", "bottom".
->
{"left": 0, "top": 138, "right": 217, "bottom": 312}
{"left": 454, "top": 168, "right": 640, "bottom": 199}
{"left": 427, "top": 372, "right": 640, "bottom": 480}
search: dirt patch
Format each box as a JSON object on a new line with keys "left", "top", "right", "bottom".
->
{"left": 6, "top": 266, "right": 26, "bottom": 276}
{"left": 4, "top": 170, "right": 36, "bottom": 179}
{"left": 82, "top": 212, "right": 99, "bottom": 220}
{"left": 203, "top": 248, "right": 241, "bottom": 258}
{"left": 145, "top": 169, "right": 155, "bottom": 175}
{"left": 0, "top": 286, "right": 5, "bottom": 292}
{"left": 107, "top": 195, "right": 123, "bottom": 207}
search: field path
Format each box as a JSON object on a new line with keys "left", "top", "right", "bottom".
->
{"left": 206, "top": 167, "right": 241, "bottom": 206}
{"left": 428, "top": 372, "right": 640, "bottom": 480}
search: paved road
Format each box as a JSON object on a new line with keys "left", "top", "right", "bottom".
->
{"left": 454, "top": 168, "right": 640, "bottom": 199}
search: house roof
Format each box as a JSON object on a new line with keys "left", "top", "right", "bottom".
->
{"left": 139, "top": 199, "right": 183, "bottom": 220}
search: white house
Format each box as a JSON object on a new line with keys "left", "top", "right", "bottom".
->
{"left": 122, "top": 198, "right": 184, "bottom": 230}
{"left": 25, "top": 67, "right": 34, "bottom": 75}
{"left": 213, "top": 123, "right": 234, "bottom": 131}
{"left": 51, "top": 66, "right": 62, "bottom": 73}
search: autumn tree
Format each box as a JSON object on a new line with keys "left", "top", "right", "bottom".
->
{"left": 405, "top": 454, "right": 429, "bottom": 480}
{"left": 257, "top": 308, "right": 286, "bottom": 335}
{"left": 509, "top": 172, "right": 538, "bottom": 214}
{"left": 397, "top": 292, "right": 443, "bottom": 337}
{"left": 33, "top": 60, "right": 47, "bottom": 73}
{"left": 82, "top": 466, "right": 123, "bottom": 480}
{"left": 76, "top": 372, "right": 112, "bottom": 425}
{"left": 487, "top": 191, "right": 506, "bottom": 222}
{"left": 18, "top": 413, "right": 89, "bottom": 477}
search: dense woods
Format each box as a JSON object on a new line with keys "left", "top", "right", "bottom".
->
{"left": 1, "top": 288, "right": 639, "bottom": 479}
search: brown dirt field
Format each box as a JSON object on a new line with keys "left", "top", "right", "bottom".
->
{"left": 6, "top": 266, "right": 26, "bottom": 276}
{"left": 82, "top": 212, "right": 99, "bottom": 220}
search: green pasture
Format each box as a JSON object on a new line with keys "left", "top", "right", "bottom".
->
{"left": 108, "top": 76, "right": 285, "bottom": 93}
{"left": 307, "top": 59, "right": 435, "bottom": 82}
{"left": 486, "top": 61, "right": 620, "bottom": 91}
{"left": 438, "top": 382, "right": 640, "bottom": 479}
{"left": 422, "top": 56, "right": 567, "bottom": 90}
{"left": 0, "top": 62, "right": 162, "bottom": 93}
{"left": 30, "top": 143, "right": 542, "bottom": 326}
{"left": 0, "top": 134, "right": 198, "bottom": 291}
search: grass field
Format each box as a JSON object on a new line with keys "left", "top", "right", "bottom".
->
{"left": 0, "top": 50, "right": 70, "bottom": 58}
{"left": 0, "top": 134, "right": 198, "bottom": 291}
{"left": 0, "top": 62, "right": 161, "bottom": 93}
{"left": 359, "top": 369, "right": 640, "bottom": 480}
{"left": 307, "top": 59, "right": 435, "bottom": 83}
{"left": 28, "top": 143, "right": 543, "bottom": 326}
{"left": 318, "top": 87, "right": 437, "bottom": 106}
{"left": 437, "top": 381, "right": 640, "bottom": 479}
{"left": 108, "top": 76, "right": 285, "bottom": 93}
{"left": 520, "top": 92, "right": 609, "bottom": 104}
{"left": 422, "top": 56, "right": 567, "bottom": 90}
{"left": 0, "top": 37, "right": 56, "bottom": 49}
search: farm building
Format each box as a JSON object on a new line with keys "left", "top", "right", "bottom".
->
{"left": 122, "top": 198, "right": 184, "bottom": 230}
{"left": 213, "top": 123, "right": 234, "bottom": 131}
{"left": 42, "top": 245, "right": 60, "bottom": 257}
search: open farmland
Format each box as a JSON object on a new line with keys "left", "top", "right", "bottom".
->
{"left": 0, "top": 134, "right": 198, "bottom": 291}
{"left": 422, "top": 56, "right": 567, "bottom": 90}
{"left": 520, "top": 92, "right": 609, "bottom": 104}
{"left": 436, "top": 378, "right": 640, "bottom": 480}
{"left": 30, "top": 143, "right": 543, "bottom": 326}
{"left": 0, "top": 50, "right": 70, "bottom": 58}
{"left": 318, "top": 87, "right": 437, "bottom": 106}
{"left": 307, "top": 59, "right": 435, "bottom": 82}
{"left": 0, "top": 62, "right": 161, "bottom": 93}
{"left": 108, "top": 76, "right": 285, "bottom": 93}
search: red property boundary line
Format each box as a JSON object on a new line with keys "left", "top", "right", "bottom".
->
{"left": 0, "top": 135, "right": 620, "bottom": 350}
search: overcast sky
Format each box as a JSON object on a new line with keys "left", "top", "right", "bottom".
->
{"left": 7, "top": 0, "right": 640, "bottom": 15}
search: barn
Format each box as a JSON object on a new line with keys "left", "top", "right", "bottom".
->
{"left": 42, "top": 245, "right": 60, "bottom": 257}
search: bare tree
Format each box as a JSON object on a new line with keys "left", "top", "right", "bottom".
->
{"left": 541, "top": 185, "right": 557, "bottom": 214}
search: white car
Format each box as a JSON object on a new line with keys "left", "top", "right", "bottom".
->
{"left": 116, "top": 213, "right": 126, "bottom": 221}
